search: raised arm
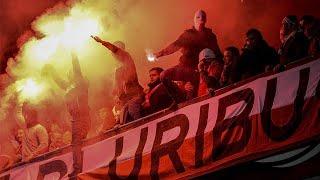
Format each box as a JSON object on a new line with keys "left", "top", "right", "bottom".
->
{"left": 91, "top": 36, "right": 119, "bottom": 53}
{"left": 42, "top": 64, "right": 68, "bottom": 90}
{"left": 71, "top": 53, "right": 83, "bottom": 79}
{"left": 154, "top": 32, "right": 186, "bottom": 58}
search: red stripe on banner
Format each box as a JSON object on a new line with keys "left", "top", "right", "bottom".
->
{"left": 78, "top": 96, "right": 320, "bottom": 179}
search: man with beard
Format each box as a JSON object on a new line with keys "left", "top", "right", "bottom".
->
{"left": 142, "top": 67, "right": 174, "bottom": 115}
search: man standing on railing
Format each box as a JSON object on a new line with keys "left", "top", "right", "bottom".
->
{"left": 154, "top": 10, "right": 222, "bottom": 98}
{"left": 91, "top": 36, "right": 144, "bottom": 123}
{"left": 42, "top": 54, "right": 90, "bottom": 178}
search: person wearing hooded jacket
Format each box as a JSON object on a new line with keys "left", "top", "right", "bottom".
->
{"left": 198, "top": 48, "right": 224, "bottom": 97}
{"left": 154, "top": 10, "right": 222, "bottom": 98}
{"left": 238, "top": 28, "right": 279, "bottom": 80}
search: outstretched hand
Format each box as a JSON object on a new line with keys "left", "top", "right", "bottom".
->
{"left": 91, "top": 35, "right": 103, "bottom": 43}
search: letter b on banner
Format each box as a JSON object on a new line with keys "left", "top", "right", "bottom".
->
{"left": 212, "top": 88, "right": 254, "bottom": 160}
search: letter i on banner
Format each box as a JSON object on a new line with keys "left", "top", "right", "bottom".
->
{"left": 150, "top": 114, "right": 189, "bottom": 179}
{"left": 108, "top": 127, "right": 148, "bottom": 179}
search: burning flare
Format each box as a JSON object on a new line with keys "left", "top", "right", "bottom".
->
{"left": 17, "top": 78, "right": 43, "bottom": 100}
{"left": 145, "top": 49, "right": 156, "bottom": 62}
{"left": 27, "top": 7, "right": 102, "bottom": 63}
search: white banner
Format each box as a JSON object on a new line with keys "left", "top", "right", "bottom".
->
{"left": 1, "top": 58, "right": 319, "bottom": 179}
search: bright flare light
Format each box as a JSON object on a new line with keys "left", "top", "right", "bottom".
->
{"left": 147, "top": 54, "right": 156, "bottom": 62}
{"left": 29, "top": 9, "right": 102, "bottom": 63}
{"left": 32, "top": 37, "right": 59, "bottom": 60}
{"left": 18, "top": 79, "right": 43, "bottom": 99}
{"left": 145, "top": 49, "right": 156, "bottom": 62}
{"left": 60, "top": 17, "right": 100, "bottom": 49}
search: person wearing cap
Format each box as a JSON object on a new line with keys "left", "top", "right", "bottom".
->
{"left": 278, "top": 15, "right": 309, "bottom": 65}
{"left": 197, "top": 48, "right": 223, "bottom": 97}
{"left": 92, "top": 36, "right": 143, "bottom": 123}
{"left": 238, "top": 28, "right": 279, "bottom": 80}
{"left": 154, "top": 10, "right": 222, "bottom": 97}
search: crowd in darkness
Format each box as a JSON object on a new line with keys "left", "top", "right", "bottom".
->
{"left": 0, "top": 10, "right": 319, "bottom": 177}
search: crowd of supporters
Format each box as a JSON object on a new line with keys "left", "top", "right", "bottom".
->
{"left": 0, "top": 11, "right": 319, "bottom": 174}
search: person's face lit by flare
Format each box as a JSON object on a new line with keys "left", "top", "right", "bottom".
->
{"left": 149, "top": 70, "right": 161, "bottom": 84}
{"left": 17, "top": 129, "right": 24, "bottom": 143}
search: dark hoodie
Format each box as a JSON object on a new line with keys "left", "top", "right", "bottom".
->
{"left": 142, "top": 79, "right": 173, "bottom": 115}
{"left": 278, "top": 31, "right": 309, "bottom": 65}
{"left": 238, "top": 40, "right": 279, "bottom": 80}
{"left": 161, "top": 27, "right": 222, "bottom": 69}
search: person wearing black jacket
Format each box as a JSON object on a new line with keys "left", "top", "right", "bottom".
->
{"left": 238, "top": 28, "right": 279, "bottom": 80}
{"left": 278, "top": 15, "right": 309, "bottom": 65}
{"left": 154, "top": 10, "right": 222, "bottom": 98}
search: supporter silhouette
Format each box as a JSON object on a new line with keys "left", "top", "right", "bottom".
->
{"left": 42, "top": 54, "right": 90, "bottom": 177}
{"left": 238, "top": 28, "right": 279, "bottom": 79}
{"left": 92, "top": 36, "right": 144, "bottom": 123}
{"left": 278, "top": 15, "right": 309, "bottom": 65}
{"left": 220, "top": 46, "right": 241, "bottom": 87}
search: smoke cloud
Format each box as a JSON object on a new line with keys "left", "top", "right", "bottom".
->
{"left": 0, "top": 0, "right": 319, "bottom": 142}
